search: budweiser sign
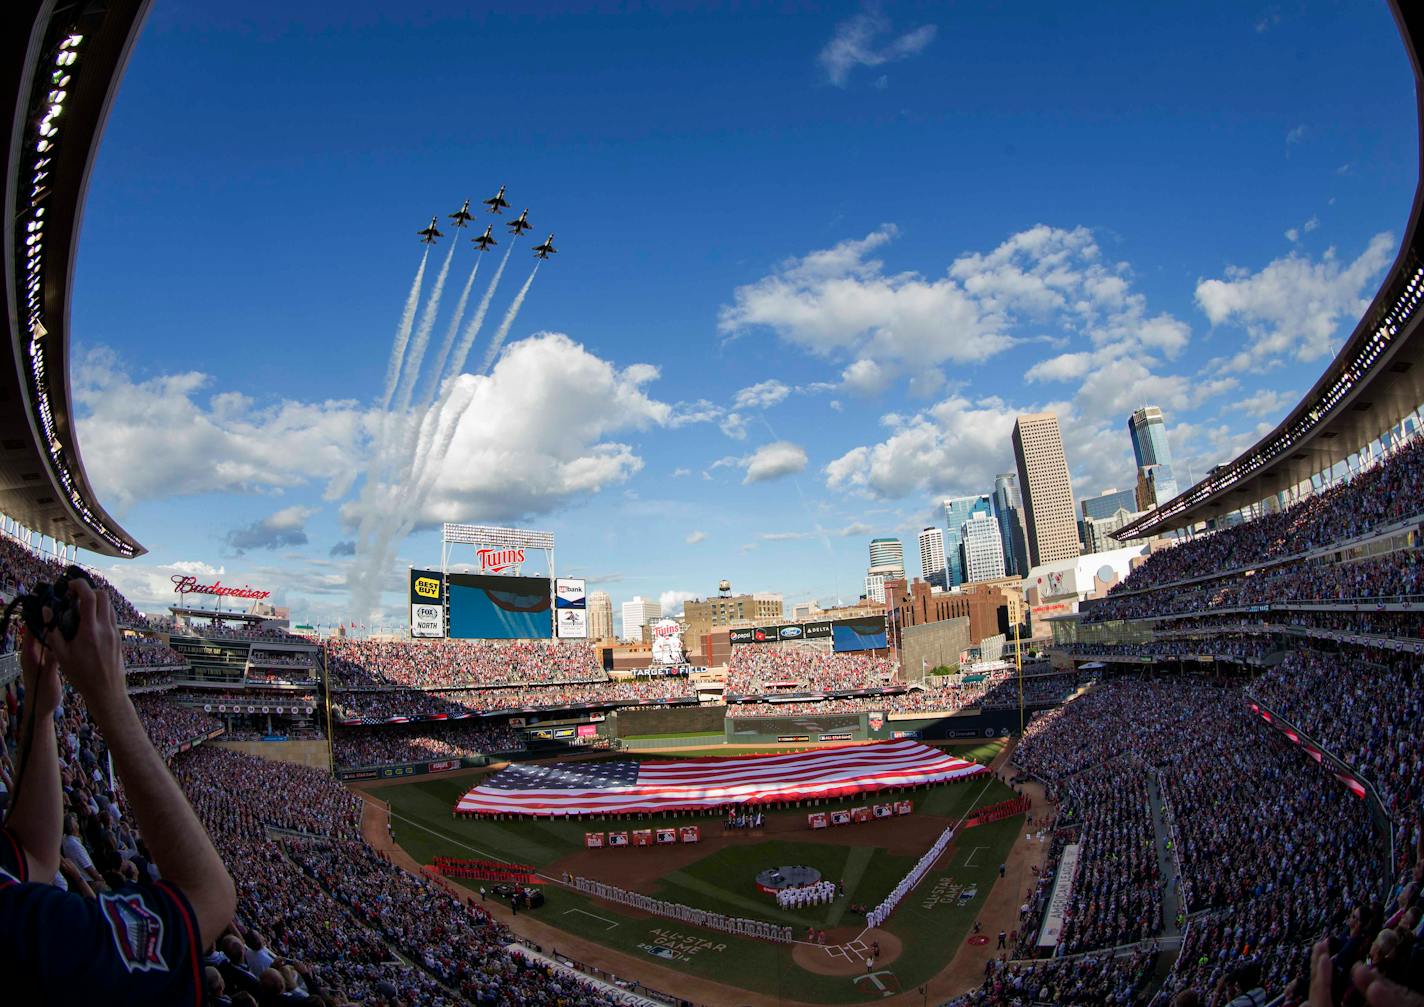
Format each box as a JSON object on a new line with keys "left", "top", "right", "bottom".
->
{"left": 476, "top": 547, "right": 525, "bottom": 573}
{"left": 171, "top": 575, "right": 271, "bottom": 601}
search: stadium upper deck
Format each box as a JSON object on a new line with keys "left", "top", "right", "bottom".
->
{"left": 1117, "top": 0, "right": 1424, "bottom": 541}
{"left": 3, "top": 1, "right": 149, "bottom": 556}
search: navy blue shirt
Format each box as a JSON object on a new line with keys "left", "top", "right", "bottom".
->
{"left": 0, "top": 829, "right": 201, "bottom": 1005}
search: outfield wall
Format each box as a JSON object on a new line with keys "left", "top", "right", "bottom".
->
{"left": 608, "top": 704, "right": 726, "bottom": 738}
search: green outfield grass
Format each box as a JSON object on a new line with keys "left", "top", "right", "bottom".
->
{"left": 368, "top": 740, "right": 1019, "bottom": 1003}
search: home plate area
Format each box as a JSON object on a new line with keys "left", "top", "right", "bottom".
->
{"left": 791, "top": 927, "right": 902, "bottom": 977}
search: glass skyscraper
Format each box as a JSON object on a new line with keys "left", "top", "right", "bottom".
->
{"left": 943, "top": 494, "right": 993, "bottom": 586}
{"left": 1128, "top": 406, "right": 1179, "bottom": 509}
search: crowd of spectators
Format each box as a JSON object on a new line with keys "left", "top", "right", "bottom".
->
{"left": 1005, "top": 672, "right": 1417, "bottom": 1007}
{"left": 0, "top": 533, "right": 148, "bottom": 627}
{"left": 1106, "top": 436, "right": 1424, "bottom": 595}
{"left": 129, "top": 693, "right": 223, "bottom": 752}
{"left": 1088, "top": 550, "right": 1424, "bottom": 624}
{"left": 153, "top": 616, "right": 307, "bottom": 643}
{"left": 121, "top": 634, "right": 187, "bottom": 669}
{"left": 332, "top": 676, "right": 697, "bottom": 720}
{"left": 327, "top": 638, "right": 604, "bottom": 690}
{"left": 333, "top": 723, "right": 525, "bottom": 768}
{"left": 1252, "top": 649, "right": 1423, "bottom": 877}
{"left": 946, "top": 948, "right": 1159, "bottom": 1006}
{"left": 1054, "top": 768, "right": 1163, "bottom": 954}
{"left": 726, "top": 648, "right": 898, "bottom": 695}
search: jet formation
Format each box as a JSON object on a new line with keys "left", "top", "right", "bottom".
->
{"left": 416, "top": 187, "right": 555, "bottom": 259}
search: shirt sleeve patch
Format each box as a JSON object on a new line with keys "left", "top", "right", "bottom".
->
{"left": 99, "top": 891, "right": 170, "bottom": 974}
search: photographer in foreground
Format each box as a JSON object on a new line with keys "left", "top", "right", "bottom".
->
{"left": 2, "top": 576, "right": 235, "bottom": 1003}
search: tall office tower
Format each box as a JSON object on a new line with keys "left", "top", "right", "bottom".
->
{"left": 1012, "top": 413, "right": 1081, "bottom": 568}
{"left": 1128, "top": 406, "right": 1180, "bottom": 510}
{"left": 992, "top": 473, "right": 1030, "bottom": 577}
{"left": 867, "top": 537, "right": 905, "bottom": 577}
{"left": 588, "top": 591, "right": 614, "bottom": 641}
{"left": 960, "top": 512, "right": 1007, "bottom": 582}
{"left": 917, "top": 526, "right": 948, "bottom": 589}
{"left": 943, "top": 494, "right": 994, "bottom": 586}
{"left": 619, "top": 595, "right": 661, "bottom": 642}
{"left": 864, "top": 571, "right": 890, "bottom": 604}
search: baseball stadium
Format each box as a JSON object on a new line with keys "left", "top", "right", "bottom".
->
{"left": 2, "top": 2, "right": 1424, "bottom": 1006}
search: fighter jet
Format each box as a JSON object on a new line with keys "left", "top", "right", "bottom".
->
{"left": 417, "top": 216, "right": 443, "bottom": 244}
{"left": 483, "top": 185, "right": 510, "bottom": 213}
{"left": 472, "top": 224, "right": 497, "bottom": 251}
{"left": 532, "top": 233, "right": 557, "bottom": 259}
{"left": 449, "top": 200, "right": 474, "bottom": 228}
{"left": 507, "top": 209, "right": 532, "bottom": 235}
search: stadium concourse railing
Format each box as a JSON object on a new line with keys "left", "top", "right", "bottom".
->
{"left": 0, "top": 651, "right": 17, "bottom": 686}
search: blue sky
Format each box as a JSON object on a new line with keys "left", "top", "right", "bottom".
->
{"left": 70, "top": 0, "right": 1418, "bottom": 627}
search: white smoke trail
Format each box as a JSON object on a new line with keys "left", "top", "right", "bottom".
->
{"left": 380, "top": 248, "right": 429, "bottom": 410}
{"left": 446, "top": 241, "right": 515, "bottom": 382}
{"left": 401, "top": 241, "right": 517, "bottom": 489}
{"left": 393, "top": 240, "right": 456, "bottom": 417}
{"left": 478, "top": 262, "right": 540, "bottom": 374}
{"left": 417, "top": 255, "right": 482, "bottom": 411}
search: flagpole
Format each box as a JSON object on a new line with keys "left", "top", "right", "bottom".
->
{"left": 1015, "top": 621, "right": 1024, "bottom": 736}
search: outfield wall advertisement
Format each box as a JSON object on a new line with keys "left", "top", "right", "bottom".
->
{"left": 555, "top": 578, "right": 588, "bottom": 639}
{"left": 448, "top": 573, "right": 552, "bottom": 640}
{"left": 410, "top": 568, "right": 445, "bottom": 639}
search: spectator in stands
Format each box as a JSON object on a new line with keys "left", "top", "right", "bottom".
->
{"left": 2, "top": 579, "right": 235, "bottom": 1002}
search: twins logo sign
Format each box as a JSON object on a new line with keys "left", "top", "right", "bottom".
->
{"left": 867, "top": 711, "right": 885, "bottom": 732}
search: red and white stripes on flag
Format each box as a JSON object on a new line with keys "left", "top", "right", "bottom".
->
{"left": 454, "top": 739, "right": 986, "bottom": 817}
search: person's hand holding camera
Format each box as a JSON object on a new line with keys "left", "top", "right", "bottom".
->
{"left": 40, "top": 579, "right": 124, "bottom": 714}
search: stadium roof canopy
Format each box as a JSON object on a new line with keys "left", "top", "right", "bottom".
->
{"left": 3, "top": 0, "right": 150, "bottom": 557}
{"left": 1117, "top": 0, "right": 1424, "bottom": 541}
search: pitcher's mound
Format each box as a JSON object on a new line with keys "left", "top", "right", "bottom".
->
{"left": 792, "top": 928, "right": 901, "bottom": 976}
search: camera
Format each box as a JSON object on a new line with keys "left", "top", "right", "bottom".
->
{"left": 14, "top": 564, "right": 96, "bottom": 642}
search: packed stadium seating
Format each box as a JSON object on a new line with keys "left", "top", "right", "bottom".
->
{"left": 327, "top": 637, "right": 604, "bottom": 689}
{"left": 725, "top": 647, "right": 898, "bottom": 694}
{"left": 333, "top": 723, "right": 525, "bottom": 768}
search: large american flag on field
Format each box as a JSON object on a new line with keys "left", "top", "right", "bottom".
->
{"left": 454, "top": 740, "right": 986, "bottom": 816}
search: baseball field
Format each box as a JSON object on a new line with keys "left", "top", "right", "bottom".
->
{"left": 368, "top": 741, "right": 1028, "bottom": 1004}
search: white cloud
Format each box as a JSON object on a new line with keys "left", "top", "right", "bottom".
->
{"left": 415, "top": 333, "right": 672, "bottom": 522}
{"left": 733, "top": 380, "right": 792, "bottom": 410}
{"left": 840, "top": 358, "right": 894, "bottom": 396}
{"left": 672, "top": 467, "right": 692, "bottom": 478}
{"left": 743, "top": 441, "right": 809, "bottom": 484}
{"left": 1286, "top": 124, "right": 1307, "bottom": 145}
{"left": 658, "top": 590, "right": 699, "bottom": 618}
{"left": 720, "top": 225, "right": 1014, "bottom": 369}
{"left": 719, "top": 412, "right": 749, "bottom": 440}
{"left": 685, "top": 530, "right": 708, "bottom": 545}
{"left": 721, "top": 223, "right": 1192, "bottom": 401}
{"left": 1195, "top": 233, "right": 1394, "bottom": 369}
{"left": 74, "top": 347, "right": 365, "bottom": 510}
{"left": 818, "top": 7, "right": 937, "bottom": 87}
{"left": 825, "top": 396, "right": 1025, "bottom": 499}
{"left": 1285, "top": 215, "right": 1320, "bottom": 243}
{"left": 1025, "top": 352, "right": 1094, "bottom": 384}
